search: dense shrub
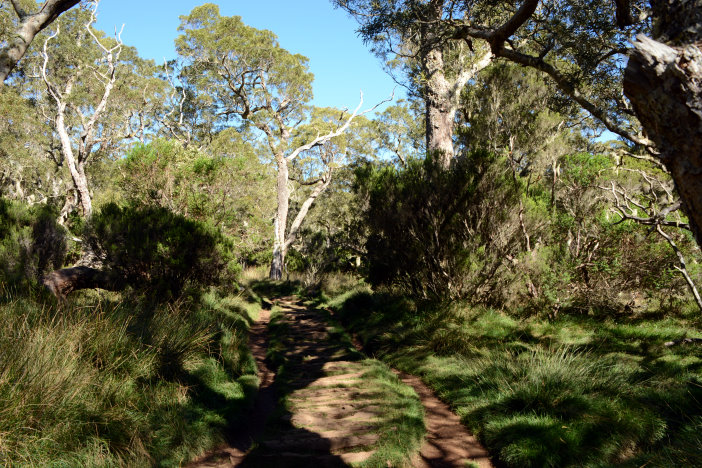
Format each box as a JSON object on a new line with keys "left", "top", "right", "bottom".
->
{"left": 0, "top": 198, "right": 66, "bottom": 290}
{"left": 355, "top": 151, "right": 520, "bottom": 300}
{"left": 84, "top": 203, "right": 237, "bottom": 297}
{"left": 355, "top": 150, "right": 698, "bottom": 314}
{"left": 121, "top": 138, "right": 274, "bottom": 266}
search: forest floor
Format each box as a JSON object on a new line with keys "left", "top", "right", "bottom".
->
{"left": 189, "top": 295, "right": 491, "bottom": 467}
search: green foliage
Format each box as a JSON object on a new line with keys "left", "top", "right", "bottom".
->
{"left": 0, "top": 288, "right": 259, "bottom": 466}
{"left": 176, "top": 3, "right": 313, "bottom": 133}
{"left": 0, "top": 198, "right": 66, "bottom": 290}
{"left": 122, "top": 138, "right": 274, "bottom": 266}
{"left": 84, "top": 202, "right": 235, "bottom": 297}
{"left": 326, "top": 289, "right": 702, "bottom": 468}
{"left": 356, "top": 150, "right": 520, "bottom": 300}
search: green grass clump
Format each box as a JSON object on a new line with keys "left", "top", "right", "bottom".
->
{"left": 0, "top": 286, "right": 260, "bottom": 466}
{"left": 325, "top": 288, "right": 702, "bottom": 467}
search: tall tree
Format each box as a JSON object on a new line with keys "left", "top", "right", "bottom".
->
{"left": 39, "top": 1, "right": 122, "bottom": 217}
{"left": 334, "top": 0, "right": 493, "bottom": 168}
{"left": 176, "top": 4, "right": 379, "bottom": 279}
{"left": 0, "top": 0, "right": 81, "bottom": 84}
{"left": 339, "top": 0, "right": 702, "bottom": 249}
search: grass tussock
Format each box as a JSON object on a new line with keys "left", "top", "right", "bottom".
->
{"left": 0, "top": 286, "right": 260, "bottom": 467}
{"left": 325, "top": 284, "right": 702, "bottom": 468}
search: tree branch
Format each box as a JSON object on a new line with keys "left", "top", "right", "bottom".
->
{"left": 286, "top": 90, "right": 393, "bottom": 162}
{"left": 0, "top": 0, "right": 81, "bottom": 83}
{"left": 656, "top": 224, "right": 702, "bottom": 312}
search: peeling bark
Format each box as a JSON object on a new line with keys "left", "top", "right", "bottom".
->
{"left": 624, "top": 33, "right": 702, "bottom": 244}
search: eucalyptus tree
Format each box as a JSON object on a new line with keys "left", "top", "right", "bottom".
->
{"left": 38, "top": 1, "right": 122, "bottom": 217}
{"left": 372, "top": 100, "right": 424, "bottom": 166}
{"left": 335, "top": 0, "right": 494, "bottom": 168}
{"left": 338, "top": 0, "right": 702, "bottom": 248}
{"left": 0, "top": 0, "right": 81, "bottom": 84}
{"left": 176, "top": 4, "right": 380, "bottom": 279}
{"left": 0, "top": 86, "right": 60, "bottom": 205}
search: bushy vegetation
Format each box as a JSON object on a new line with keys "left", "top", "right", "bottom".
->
{"left": 323, "top": 285, "right": 702, "bottom": 467}
{"left": 1, "top": 2, "right": 701, "bottom": 467}
{"left": 0, "top": 198, "right": 67, "bottom": 292}
{"left": 351, "top": 148, "right": 697, "bottom": 315}
{"left": 84, "top": 202, "right": 237, "bottom": 297}
{"left": 0, "top": 195, "right": 263, "bottom": 465}
{"left": 355, "top": 150, "right": 520, "bottom": 300}
{"left": 121, "top": 138, "right": 274, "bottom": 266}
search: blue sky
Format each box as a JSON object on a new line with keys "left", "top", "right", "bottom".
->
{"left": 94, "top": 0, "right": 401, "bottom": 112}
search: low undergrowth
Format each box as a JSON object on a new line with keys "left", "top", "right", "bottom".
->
{"left": 0, "top": 286, "right": 260, "bottom": 467}
{"left": 322, "top": 283, "right": 702, "bottom": 467}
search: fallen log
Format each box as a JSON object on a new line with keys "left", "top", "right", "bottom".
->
{"left": 43, "top": 266, "right": 124, "bottom": 301}
{"left": 664, "top": 337, "right": 702, "bottom": 347}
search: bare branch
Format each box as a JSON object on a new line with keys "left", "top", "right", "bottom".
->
{"left": 656, "top": 224, "right": 702, "bottom": 312}
{"left": 286, "top": 90, "right": 394, "bottom": 162}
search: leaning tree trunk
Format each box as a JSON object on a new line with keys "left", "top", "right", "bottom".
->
{"left": 623, "top": 0, "right": 702, "bottom": 245}
{"left": 43, "top": 266, "right": 124, "bottom": 302}
{"left": 269, "top": 155, "right": 289, "bottom": 280}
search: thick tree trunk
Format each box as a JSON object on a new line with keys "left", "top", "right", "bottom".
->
{"left": 623, "top": 0, "right": 702, "bottom": 245}
{"left": 0, "top": 0, "right": 80, "bottom": 83}
{"left": 43, "top": 266, "right": 124, "bottom": 301}
{"left": 423, "top": 45, "right": 456, "bottom": 169}
{"left": 421, "top": 3, "right": 492, "bottom": 170}
{"left": 269, "top": 156, "right": 289, "bottom": 280}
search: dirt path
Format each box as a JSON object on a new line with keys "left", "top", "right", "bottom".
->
{"left": 190, "top": 297, "right": 492, "bottom": 467}
{"left": 188, "top": 308, "right": 276, "bottom": 467}
{"left": 399, "top": 371, "right": 491, "bottom": 468}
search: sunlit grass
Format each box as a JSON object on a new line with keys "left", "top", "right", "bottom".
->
{"left": 325, "top": 288, "right": 702, "bottom": 467}
{"left": 0, "top": 286, "right": 261, "bottom": 466}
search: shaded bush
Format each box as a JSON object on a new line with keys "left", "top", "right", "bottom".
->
{"left": 0, "top": 198, "right": 66, "bottom": 290}
{"left": 355, "top": 151, "right": 520, "bottom": 300}
{"left": 84, "top": 203, "right": 237, "bottom": 297}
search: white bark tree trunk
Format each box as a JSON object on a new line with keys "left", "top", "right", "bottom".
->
{"left": 40, "top": 1, "right": 122, "bottom": 218}
{"left": 54, "top": 86, "right": 93, "bottom": 216}
{"left": 269, "top": 155, "right": 289, "bottom": 280}
{"left": 266, "top": 94, "right": 381, "bottom": 280}
{"left": 0, "top": 0, "right": 80, "bottom": 83}
{"left": 422, "top": 42, "right": 492, "bottom": 169}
